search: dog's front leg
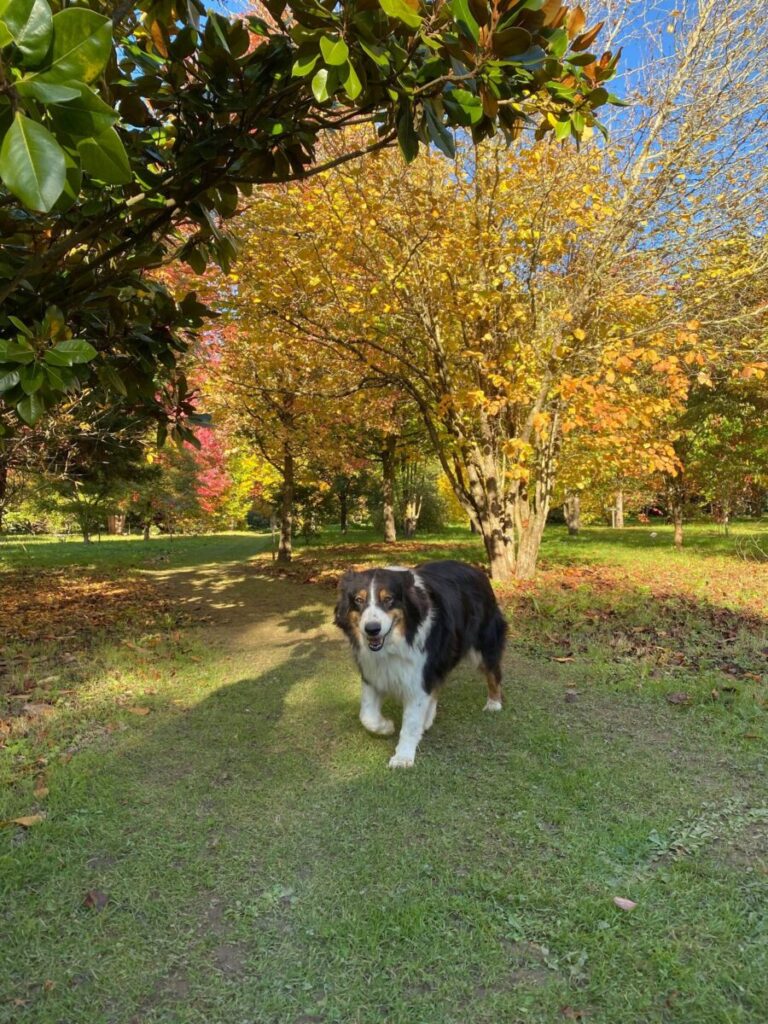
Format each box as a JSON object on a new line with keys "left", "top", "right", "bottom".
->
{"left": 389, "top": 690, "right": 431, "bottom": 768}
{"left": 359, "top": 680, "right": 395, "bottom": 736}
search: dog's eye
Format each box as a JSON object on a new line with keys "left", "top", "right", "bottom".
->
{"left": 382, "top": 596, "right": 394, "bottom": 609}
{"left": 354, "top": 596, "right": 365, "bottom": 608}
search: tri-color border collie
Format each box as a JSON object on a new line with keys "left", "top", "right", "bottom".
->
{"left": 334, "top": 560, "right": 508, "bottom": 768}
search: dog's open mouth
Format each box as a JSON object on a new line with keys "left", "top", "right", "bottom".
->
{"left": 367, "top": 635, "right": 386, "bottom": 652}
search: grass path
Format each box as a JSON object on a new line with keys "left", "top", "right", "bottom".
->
{"left": 1, "top": 534, "right": 767, "bottom": 1022}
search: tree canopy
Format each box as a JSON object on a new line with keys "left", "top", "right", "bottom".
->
{"left": 0, "top": 0, "right": 619, "bottom": 436}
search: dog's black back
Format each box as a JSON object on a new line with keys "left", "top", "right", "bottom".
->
{"left": 416, "top": 560, "right": 507, "bottom": 691}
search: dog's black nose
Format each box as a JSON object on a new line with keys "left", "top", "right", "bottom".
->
{"left": 364, "top": 621, "right": 381, "bottom": 637}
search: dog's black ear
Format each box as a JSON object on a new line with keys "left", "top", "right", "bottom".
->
{"left": 333, "top": 570, "right": 356, "bottom": 628}
{"left": 403, "top": 571, "right": 430, "bottom": 623}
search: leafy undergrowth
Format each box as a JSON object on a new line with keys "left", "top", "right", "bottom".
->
{"left": 0, "top": 574, "right": 195, "bottom": 790}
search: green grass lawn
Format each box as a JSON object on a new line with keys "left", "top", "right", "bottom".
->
{"left": 1, "top": 525, "right": 767, "bottom": 1023}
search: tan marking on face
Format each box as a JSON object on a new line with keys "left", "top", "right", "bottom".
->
{"left": 378, "top": 588, "right": 393, "bottom": 605}
{"left": 356, "top": 588, "right": 368, "bottom": 605}
{"left": 389, "top": 607, "right": 405, "bottom": 637}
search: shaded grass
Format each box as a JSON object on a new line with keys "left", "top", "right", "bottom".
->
{"left": 1, "top": 528, "right": 767, "bottom": 1023}
{"left": 0, "top": 531, "right": 271, "bottom": 573}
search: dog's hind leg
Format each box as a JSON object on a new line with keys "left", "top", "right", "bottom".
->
{"left": 482, "top": 664, "right": 503, "bottom": 711}
{"left": 480, "top": 611, "right": 507, "bottom": 712}
{"left": 359, "top": 680, "right": 395, "bottom": 736}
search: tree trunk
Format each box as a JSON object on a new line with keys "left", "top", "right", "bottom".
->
{"left": 82, "top": 528, "right": 92, "bottom": 544}
{"left": 277, "top": 448, "right": 294, "bottom": 563}
{"left": 339, "top": 489, "right": 348, "bottom": 534}
{"left": 403, "top": 495, "right": 422, "bottom": 538}
{"left": 143, "top": 522, "right": 151, "bottom": 541}
{"left": 107, "top": 514, "right": 125, "bottom": 535}
{"left": 564, "top": 492, "right": 581, "bottom": 535}
{"left": 514, "top": 507, "right": 550, "bottom": 580}
{"left": 381, "top": 436, "right": 397, "bottom": 544}
{"left": 477, "top": 511, "right": 516, "bottom": 581}
{"left": 614, "top": 488, "right": 624, "bottom": 529}
{"left": 672, "top": 502, "right": 684, "bottom": 549}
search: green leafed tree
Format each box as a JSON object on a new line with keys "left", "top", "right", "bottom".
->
{"left": 0, "top": 0, "right": 620, "bottom": 438}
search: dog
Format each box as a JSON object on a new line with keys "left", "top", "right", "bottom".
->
{"left": 334, "top": 560, "right": 508, "bottom": 768}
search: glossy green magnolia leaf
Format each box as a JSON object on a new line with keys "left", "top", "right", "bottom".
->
{"left": 320, "top": 34, "right": 349, "bottom": 66}
{"left": 359, "top": 39, "right": 390, "bottom": 68}
{"left": 0, "top": 338, "right": 35, "bottom": 363}
{"left": 449, "top": 0, "right": 479, "bottom": 44}
{"left": 445, "top": 88, "right": 483, "bottom": 125}
{"left": 553, "top": 117, "right": 571, "bottom": 140}
{"left": 311, "top": 67, "right": 334, "bottom": 103}
{"left": 548, "top": 27, "right": 569, "bottom": 59}
{"left": 378, "top": 0, "right": 422, "bottom": 30}
{"left": 46, "top": 338, "right": 97, "bottom": 364}
{"left": 0, "top": 0, "right": 53, "bottom": 64}
{"left": 424, "top": 104, "right": 455, "bottom": 158}
{"left": 292, "top": 49, "right": 320, "bottom": 77}
{"left": 15, "top": 77, "right": 80, "bottom": 102}
{"left": 50, "top": 149, "right": 82, "bottom": 213}
{"left": 397, "top": 107, "right": 419, "bottom": 163}
{"left": 48, "top": 82, "right": 120, "bottom": 138}
{"left": 78, "top": 127, "right": 131, "bottom": 185}
{"left": 16, "top": 391, "right": 45, "bottom": 424}
{"left": 46, "top": 8, "right": 113, "bottom": 83}
{"left": 7, "top": 315, "right": 31, "bottom": 336}
{"left": 43, "top": 361, "right": 68, "bottom": 390}
{"left": 0, "top": 368, "right": 21, "bottom": 393}
{"left": 0, "top": 112, "right": 66, "bottom": 212}
{"left": 341, "top": 61, "right": 362, "bottom": 100}
{"left": 19, "top": 361, "right": 44, "bottom": 394}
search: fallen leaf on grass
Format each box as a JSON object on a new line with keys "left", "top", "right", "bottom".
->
{"left": 127, "top": 706, "right": 151, "bottom": 716}
{"left": 1, "top": 814, "right": 45, "bottom": 828}
{"left": 33, "top": 778, "right": 49, "bottom": 799}
{"left": 666, "top": 692, "right": 691, "bottom": 705}
{"left": 560, "top": 1008, "right": 585, "bottom": 1021}
{"left": 82, "top": 890, "right": 108, "bottom": 910}
{"left": 43, "top": 980, "right": 55, "bottom": 992}
{"left": 552, "top": 656, "right": 575, "bottom": 663}
{"left": 22, "top": 702, "right": 56, "bottom": 717}
{"left": 612, "top": 897, "right": 637, "bottom": 911}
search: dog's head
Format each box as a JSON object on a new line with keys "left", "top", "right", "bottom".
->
{"left": 334, "top": 567, "right": 430, "bottom": 652}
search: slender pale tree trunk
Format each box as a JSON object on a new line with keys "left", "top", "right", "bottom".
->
{"left": 614, "top": 489, "right": 624, "bottom": 529}
{"left": 277, "top": 447, "right": 294, "bottom": 563}
{"left": 672, "top": 504, "right": 684, "bottom": 549}
{"left": 564, "top": 492, "right": 581, "bottom": 535}
{"left": 381, "top": 436, "right": 397, "bottom": 543}
{"left": 143, "top": 521, "right": 151, "bottom": 541}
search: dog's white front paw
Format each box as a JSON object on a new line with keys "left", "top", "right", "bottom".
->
{"left": 388, "top": 752, "right": 415, "bottom": 768}
{"left": 483, "top": 699, "right": 503, "bottom": 712}
{"left": 362, "top": 718, "right": 395, "bottom": 736}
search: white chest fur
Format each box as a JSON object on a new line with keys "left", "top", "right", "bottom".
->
{"left": 356, "top": 629, "right": 428, "bottom": 702}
